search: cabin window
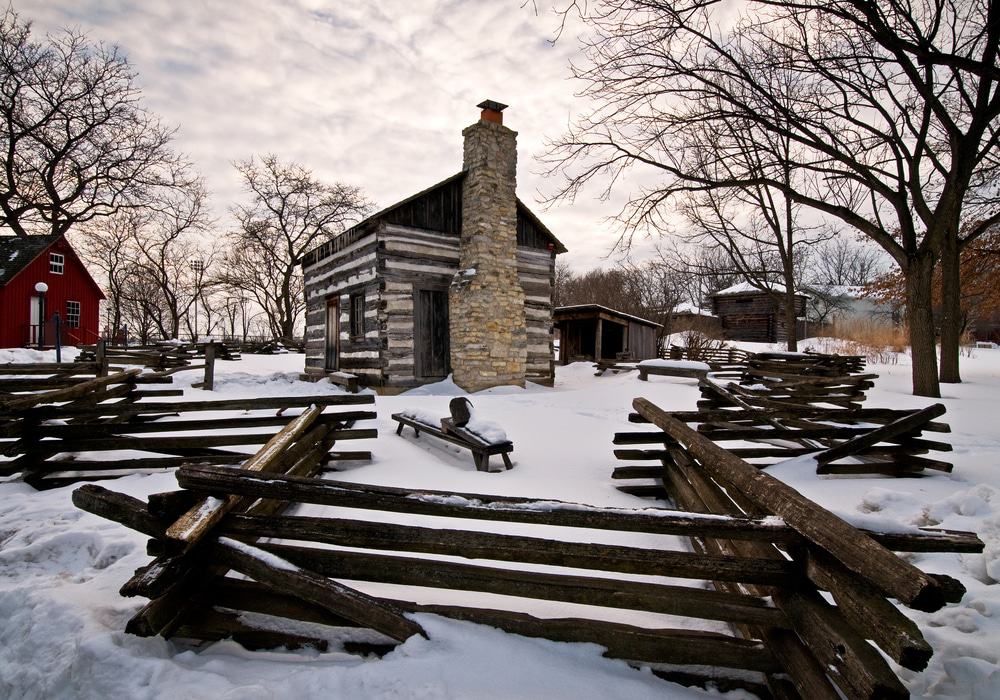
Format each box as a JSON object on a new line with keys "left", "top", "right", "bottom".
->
{"left": 66, "top": 300, "right": 80, "bottom": 328}
{"left": 49, "top": 253, "right": 65, "bottom": 274}
{"left": 349, "top": 292, "right": 365, "bottom": 340}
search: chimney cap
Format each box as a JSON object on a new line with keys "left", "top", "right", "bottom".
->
{"left": 477, "top": 99, "right": 508, "bottom": 112}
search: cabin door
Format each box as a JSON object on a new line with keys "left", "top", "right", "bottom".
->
{"left": 415, "top": 289, "right": 449, "bottom": 378}
{"left": 325, "top": 298, "right": 339, "bottom": 371}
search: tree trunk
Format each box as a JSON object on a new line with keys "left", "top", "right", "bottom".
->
{"left": 939, "top": 233, "right": 962, "bottom": 383}
{"left": 905, "top": 254, "right": 940, "bottom": 398}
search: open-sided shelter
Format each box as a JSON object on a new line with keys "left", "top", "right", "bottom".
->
{"left": 554, "top": 304, "right": 661, "bottom": 364}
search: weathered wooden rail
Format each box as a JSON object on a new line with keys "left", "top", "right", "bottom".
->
{"left": 73, "top": 392, "right": 979, "bottom": 698}
{"left": 0, "top": 371, "right": 375, "bottom": 488}
{"left": 615, "top": 396, "right": 977, "bottom": 699}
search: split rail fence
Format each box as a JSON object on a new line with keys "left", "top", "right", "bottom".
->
{"left": 73, "top": 391, "right": 981, "bottom": 699}
{"left": 1, "top": 366, "right": 374, "bottom": 489}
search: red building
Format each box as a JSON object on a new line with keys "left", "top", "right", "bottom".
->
{"left": 0, "top": 234, "right": 105, "bottom": 348}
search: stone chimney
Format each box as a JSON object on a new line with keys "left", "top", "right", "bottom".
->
{"left": 448, "top": 100, "right": 527, "bottom": 391}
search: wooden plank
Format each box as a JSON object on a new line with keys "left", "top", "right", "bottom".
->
{"left": 0, "top": 369, "right": 141, "bottom": 411}
{"left": 246, "top": 541, "right": 789, "bottom": 628}
{"left": 390, "top": 602, "right": 779, "bottom": 672}
{"left": 221, "top": 512, "right": 801, "bottom": 586}
{"left": 17, "top": 428, "right": 375, "bottom": 456}
{"left": 805, "top": 548, "right": 933, "bottom": 671}
{"left": 165, "top": 406, "right": 324, "bottom": 547}
{"left": 209, "top": 538, "right": 425, "bottom": 644}
{"left": 175, "top": 465, "right": 801, "bottom": 542}
{"left": 815, "top": 404, "right": 948, "bottom": 464}
{"left": 633, "top": 397, "right": 952, "bottom": 612}
{"left": 26, "top": 393, "right": 374, "bottom": 419}
{"left": 175, "top": 465, "right": 984, "bottom": 552}
{"left": 29, "top": 411, "right": 376, "bottom": 439}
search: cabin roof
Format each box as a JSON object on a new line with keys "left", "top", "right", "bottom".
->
{"left": 0, "top": 233, "right": 62, "bottom": 285}
{"left": 712, "top": 281, "right": 809, "bottom": 299}
{"left": 672, "top": 301, "right": 716, "bottom": 317}
{"left": 302, "top": 171, "right": 567, "bottom": 267}
{"left": 553, "top": 304, "right": 662, "bottom": 328}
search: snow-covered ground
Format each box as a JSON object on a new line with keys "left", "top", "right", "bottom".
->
{"left": 1, "top": 344, "right": 998, "bottom": 699}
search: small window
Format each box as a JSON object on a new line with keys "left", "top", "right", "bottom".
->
{"left": 350, "top": 292, "right": 365, "bottom": 339}
{"left": 66, "top": 300, "right": 80, "bottom": 328}
{"left": 49, "top": 252, "right": 65, "bottom": 274}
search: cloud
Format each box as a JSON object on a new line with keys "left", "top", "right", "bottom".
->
{"left": 22, "top": 0, "right": 662, "bottom": 270}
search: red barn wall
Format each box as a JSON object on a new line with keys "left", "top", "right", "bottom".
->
{"left": 0, "top": 238, "right": 103, "bottom": 348}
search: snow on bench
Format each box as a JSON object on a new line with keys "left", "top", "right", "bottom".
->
{"left": 393, "top": 403, "right": 514, "bottom": 472}
{"left": 638, "top": 358, "right": 712, "bottom": 380}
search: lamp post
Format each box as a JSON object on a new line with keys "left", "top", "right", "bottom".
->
{"left": 34, "top": 282, "right": 48, "bottom": 349}
{"left": 191, "top": 259, "right": 205, "bottom": 342}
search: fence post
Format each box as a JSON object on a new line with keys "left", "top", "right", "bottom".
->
{"left": 96, "top": 339, "right": 108, "bottom": 377}
{"left": 203, "top": 341, "right": 216, "bottom": 391}
{"left": 53, "top": 313, "right": 62, "bottom": 363}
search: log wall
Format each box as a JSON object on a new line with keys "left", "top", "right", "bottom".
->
{"left": 712, "top": 293, "right": 808, "bottom": 343}
{"left": 302, "top": 232, "right": 379, "bottom": 378}
{"left": 302, "top": 223, "right": 556, "bottom": 390}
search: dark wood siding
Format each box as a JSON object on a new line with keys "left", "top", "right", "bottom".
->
{"left": 712, "top": 292, "right": 808, "bottom": 343}
{"left": 627, "top": 321, "right": 659, "bottom": 360}
{"left": 516, "top": 203, "right": 555, "bottom": 251}
{"left": 383, "top": 177, "right": 462, "bottom": 235}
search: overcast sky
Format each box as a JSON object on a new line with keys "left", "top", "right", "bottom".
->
{"left": 23, "top": 0, "right": 660, "bottom": 271}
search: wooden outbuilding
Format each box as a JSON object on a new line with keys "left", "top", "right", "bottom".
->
{"left": 0, "top": 234, "right": 105, "bottom": 348}
{"left": 554, "top": 305, "right": 661, "bottom": 364}
{"left": 710, "top": 283, "right": 807, "bottom": 343}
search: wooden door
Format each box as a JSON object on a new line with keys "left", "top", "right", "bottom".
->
{"left": 325, "top": 298, "right": 339, "bottom": 371}
{"left": 415, "top": 289, "right": 449, "bottom": 378}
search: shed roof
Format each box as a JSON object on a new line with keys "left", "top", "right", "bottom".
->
{"left": 553, "top": 304, "right": 662, "bottom": 328}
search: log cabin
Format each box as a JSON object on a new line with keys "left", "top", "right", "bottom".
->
{"left": 300, "top": 101, "right": 566, "bottom": 393}
{"left": 710, "top": 283, "right": 808, "bottom": 343}
{"left": 0, "top": 234, "right": 105, "bottom": 348}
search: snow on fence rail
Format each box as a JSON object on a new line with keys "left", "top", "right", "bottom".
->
{"left": 0, "top": 367, "right": 375, "bottom": 488}
{"left": 72, "top": 391, "right": 980, "bottom": 700}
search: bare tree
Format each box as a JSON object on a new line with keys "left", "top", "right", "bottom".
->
{"left": 0, "top": 7, "right": 189, "bottom": 238}
{"left": 221, "top": 156, "right": 371, "bottom": 342}
{"left": 74, "top": 211, "right": 143, "bottom": 343}
{"left": 544, "top": 1, "right": 1000, "bottom": 396}
{"left": 810, "top": 237, "right": 887, "bottom": 288}
{"left": 134, "top": 181, "right": 215, "bottom": 339}
{"left": 677, "top": 94, "right": 831, "bottom": 350}
{"left": 77, "top": 180, "right": 215, "bottom": 342}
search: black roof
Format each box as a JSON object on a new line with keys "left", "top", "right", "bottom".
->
{"left": 553, "top": 304, "right": 662, "bottom": 328}
{"left": 0, "top": 233, "right": 62, "bottom": 285}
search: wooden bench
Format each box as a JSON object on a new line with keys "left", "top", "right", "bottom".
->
{"left": 326, "top": 371, "right": 360, "bottom": 393}
{"left": 392, "top": 412, "right": 514, "bottom": 472}
{"left": 638, "top": 363, "right": 710, "bottom": 381}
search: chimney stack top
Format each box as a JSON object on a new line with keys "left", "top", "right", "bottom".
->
{"left": 477, "top": 99, "right": 508, "bottom": 125}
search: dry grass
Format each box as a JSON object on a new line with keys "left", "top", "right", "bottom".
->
{"left": 806, "top": 318, "right": 909, "bottom": 364}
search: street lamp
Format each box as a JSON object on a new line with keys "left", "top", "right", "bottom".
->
{"left": 34, "top": 282, "right": 48, "bottom": 349}
{"left": 191, "top": 260, "right": 205, "bottom": 342}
